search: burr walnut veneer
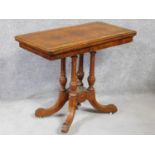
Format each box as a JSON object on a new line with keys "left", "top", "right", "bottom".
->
{"left": 15, "top": 22, "right": 136, "bottom": 133}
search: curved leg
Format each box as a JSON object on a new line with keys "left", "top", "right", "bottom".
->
{"left": 87, "top": 52, "right": 118, "bottom": 113}
{"left": 61, "top": 96, "right": 77, "bottom": 133}
{"left": 88, "top": 90, "right": 117, "bottom": 113}
{"left": 35, "top": 58, "right": 68, "bottom": 117}
{"left": 35, "top": 91, "right": 68, "bottom": 117}
{"left": 61, "top": 56, "right": 78, "bottom": 133}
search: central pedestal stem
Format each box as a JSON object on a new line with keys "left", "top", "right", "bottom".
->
{"left": 35, "top": 52, "right": 118, "bottom": 133}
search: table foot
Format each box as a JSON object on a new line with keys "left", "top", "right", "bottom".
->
{"left": 61, "top": 95, "right": 77, "bottom": 133}
{"left": 88, "top": 90, "right": 118, "bottom": 113}
{"left": 61, "top": 103, "right": 76, "bottom": 133}
{"left": 61, "top": 123, "right": 70, "bottom": 133}
{"left": 35, "top": 91, "right": 68, "bottom": 117}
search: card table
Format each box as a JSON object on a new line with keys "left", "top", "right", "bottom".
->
{"left": 15, "top": 22, "right": 136, "bottom": 133}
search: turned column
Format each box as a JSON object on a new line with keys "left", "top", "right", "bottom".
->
{"left": 69, "top": 56, "right": 78, "bottom": 96}
{"left": 59, "top": 58, "right": 67, "bottom": 91}
{"left": 88, "top": 52, "right": 96, "bottom": 90}
{"left": 77, "top": 54, "right": 84, "bottom": 86}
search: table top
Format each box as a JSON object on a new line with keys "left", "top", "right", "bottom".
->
{"left": 15, "top": 22, "right": 136, "bottom": 60}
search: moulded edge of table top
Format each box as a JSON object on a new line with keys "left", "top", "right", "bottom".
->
{"left": 18, "top": 36, "right": 135, "bottom": 60}
{"left": 15, "top": 22, "right": 137, "bottom": 60}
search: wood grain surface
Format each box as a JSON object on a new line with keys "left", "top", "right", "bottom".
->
{"left": 15, "top": 22, "right": 136, "bottom": 60}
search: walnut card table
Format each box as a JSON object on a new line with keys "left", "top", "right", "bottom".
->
{"left": 15, "top": 22, "right": 136, "bottom": 133}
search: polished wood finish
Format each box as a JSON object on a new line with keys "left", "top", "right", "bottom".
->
{"left": 15, "top": 22, "right": 136, "bottom": 60}
{"left": 77, "top": 54, "right": 84, "bottom": 86}
{"left": 62, "top": 56, "right": 78, "bottom": 133}
{"left": 15, "top": 22, "right": 136, "bottom": 133}
{"left": 87, "top": 52, "right": 117, "bottom": 113}
{"left": 35, "top": 52, "right": 117, "bottom": 133}
{"left": 35, "top": 58, "right": 68, "bottom": 117}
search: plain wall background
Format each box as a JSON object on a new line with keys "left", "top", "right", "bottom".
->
{"left": 0, "top": 19, "right": 155, "bottom": 100}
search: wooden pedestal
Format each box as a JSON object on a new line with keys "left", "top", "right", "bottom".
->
{"left": 35, "top": 52, "right": 117, "bottom": 133}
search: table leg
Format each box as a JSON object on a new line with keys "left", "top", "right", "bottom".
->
{"left": 77, "top": 54, "right": 84, "bottom": 107}
{"left": 87, "top": 52, "right": 118, "bottom": 113}
{"left": 35, "top": 58, "right": 68, "bottom": 117}
{"left": 77, "top": 54, "right": 84, "bottom": 86}
{"left": 61, "top": 56, "right": 78, "bottom": 133}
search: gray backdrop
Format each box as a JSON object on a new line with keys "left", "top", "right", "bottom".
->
{"left": 0, "top": 19, "right": 155, "bottom": 100}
